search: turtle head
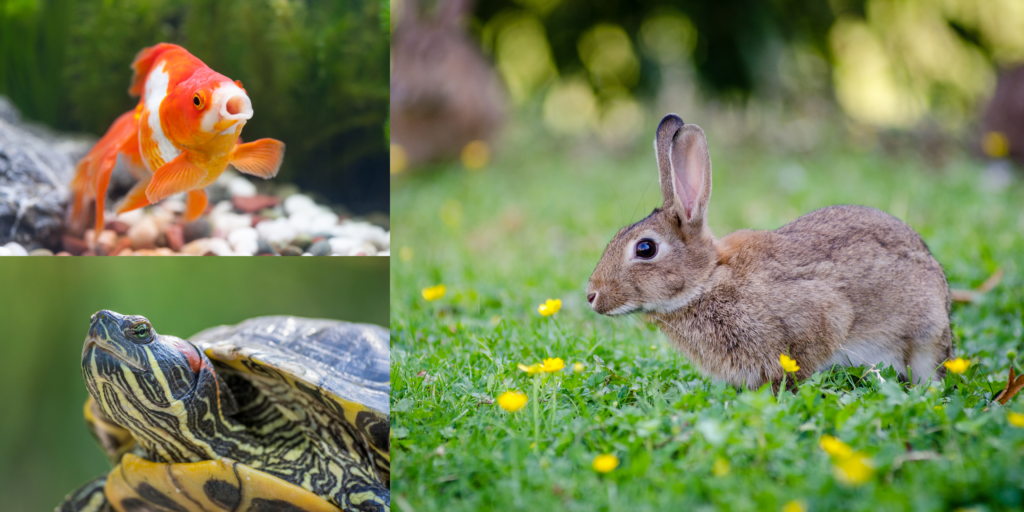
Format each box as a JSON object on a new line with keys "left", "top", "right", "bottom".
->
{"left": 81, "top": 310, "right": 230, "bottom": 461}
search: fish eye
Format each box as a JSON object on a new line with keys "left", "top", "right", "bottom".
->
{"left": 127, "top": 321, "right": 153, "bottom": 343}
{"left": 635, "top": 239, "right": 657, "bottom": 259}
{"left": 193, "top": 92, "right": 205, "bottom": 109}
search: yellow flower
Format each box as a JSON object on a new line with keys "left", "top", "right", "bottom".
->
{"left": 390, "top": 144, "right": 408, "bottom": 174}
{"left": 538, "top": 298, "right": 562, "bottom": 316}
{"left": 832, "top": 452, "right": 874, "bottom": 486}
{"left": 541, "top": 357, "right": 565, "bottom": 372}
{"left": 496, "top": 391, "right": 527, "bottom": 412}
{"left": 518, "top": 363, "right": 542, "bottom": 374}
{"left": 982, "top": 131, "right": 1009, "bottom": 158}
{"left": 461, "top": 140, "right": 490, "bottom": 170}
{"left": 421, "top": 284, "right": 446, "bottom": 301}
{"left": 519, "top": 357, "right": 565, "bottom": 374}
{"left": 944, "top": 357, "right": 971, "bottom": 374}
{"left": 712, "top": 457, "right": 730, "bottom": 477}
{"left": 573, "top": 362, "right": 586, "bottom": 373}
{"left": 782, "top": 500, "right": 807, "bottom": 512}
{"left": 819, "top": 435, "right": 853, "bottom": 458}
{"left": 1008, "top": 411, "right": 1024, "bottom": 428}
{"left": 779, "top": 354, "right": 800, "bottom": 373}
{"left": 592, "top": 454, "right": 619, "bottom": 473}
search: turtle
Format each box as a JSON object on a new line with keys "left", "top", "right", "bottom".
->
{"left": 57, "top": 310, "right": 390, "bottom": 512}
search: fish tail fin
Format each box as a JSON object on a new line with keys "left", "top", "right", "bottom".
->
{"left": 128, "top": 43, "right": 182, "bottom": 97}
{"left": 229, "top": 138, "right": 285, "bottom": 179}
{"left": 184, "top": 189, "right": 209, "bottom": 222}
{"left": 69, "top": 111, "right": 139, "bottom": 235}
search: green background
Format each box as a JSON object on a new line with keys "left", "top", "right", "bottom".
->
{"left": 0, "top": 257, "right": 388, "bottom": 512}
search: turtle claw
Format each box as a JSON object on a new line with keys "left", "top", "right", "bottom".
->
{"left": 994, "top": 366, "right": 1024, "bottom": 405}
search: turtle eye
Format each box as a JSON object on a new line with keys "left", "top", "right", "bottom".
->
{"left": 193, "top": 91, "right": 205, "bottom": 109}
{"left": 635, "top": 239, "right": 657, "bottom": 259}
{"left": 128, "top": 321, "right": 153, "bottom": 343}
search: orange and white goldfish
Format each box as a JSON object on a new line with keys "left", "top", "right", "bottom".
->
{"left": 70, "top": 43, "right": 285, "bottom": 235}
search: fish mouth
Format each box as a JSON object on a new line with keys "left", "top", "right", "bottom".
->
{"left": 221, "top": 93, "right": 252, "bottom": 122}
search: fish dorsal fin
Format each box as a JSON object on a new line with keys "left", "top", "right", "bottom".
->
{"left": 128, "top": 43, "right": 182, "bottom": 97}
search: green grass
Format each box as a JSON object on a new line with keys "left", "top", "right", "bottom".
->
{"left": 390, "top": 121, "right": 1024, "bottom": 512}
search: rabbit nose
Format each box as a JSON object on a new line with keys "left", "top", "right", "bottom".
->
{"left": 587, "top": 292, "right": 597, "bottom": 304}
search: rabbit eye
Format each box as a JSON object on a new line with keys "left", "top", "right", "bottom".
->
{"left": 635, "top": 239, "right": 657, "bottom": 259}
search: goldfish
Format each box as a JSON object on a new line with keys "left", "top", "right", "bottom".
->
{"left": 70, "top": 43, "right": 285, "bottom": 236}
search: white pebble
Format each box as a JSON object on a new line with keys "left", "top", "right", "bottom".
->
{"left": 210, "top": 212, "right": 252, "bottom": 237}
{"left": 308, "top": 211, "right": 340, "bottom": 233}
{"left": 115, "top": 208, "right": 143, "bottom": 225}
{"left": 128, "top": 216, "right": 160, "bottom": 249}
{"left": 228, "top": 176, "right": 257, "bottom": 197}
{"left": 211, "top": 200, "right": 234, "bottom": 215}
{"left": 328, "top": 221, "right": 390, "bottom": 249}
{"left": 346, "top": 242, "right": 378, "bottom": 256}
{"left": 328, "top": 237, "right": 360, "bottom": 255}
{"left": 206, "top": 238, "right": 235, "bottom": 256}
{"left": 283, "top": 194, "right": 317, "bottom": 215}
{"left": 3, "top": 242, "right": 28, "bottom": 256}
{"left": 255, "top": 218, "right": 297, "bottom": 245}
{"left": 160, "top": 196, "right": 187, "bottom": 214}
{"left": 228, "top": 227, "right": 259, "bottom": 255}
{"left": 0, "top": 247, "right": 13, "bottom": 256}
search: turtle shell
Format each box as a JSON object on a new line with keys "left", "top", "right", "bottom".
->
{"left": 189, "top": 316, "right": 391, "bottom": 478}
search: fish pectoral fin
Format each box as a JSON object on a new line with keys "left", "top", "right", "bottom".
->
{"left": 230, "top": 138, "right": 285, "bottom": 179}
{"left": 116, "top": 175, "right": 152, "bottom": 214}
{"left": 146, "top": 152, "right": 207, "bottom": 204}
{"left": 184, "top": 189, "right": 209, "bottom": 222}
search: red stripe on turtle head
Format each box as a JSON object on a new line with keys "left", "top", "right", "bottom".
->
{"left": 167, "top": 336, "right": 204, "bottom": 374}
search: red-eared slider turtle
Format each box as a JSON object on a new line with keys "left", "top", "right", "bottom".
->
{"left": 58, "top": 310, "right": 390, "bottom": 512}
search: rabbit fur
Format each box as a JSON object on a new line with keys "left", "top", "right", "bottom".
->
{"left": 587, "top": 114, "right": 953, "bottom": 389}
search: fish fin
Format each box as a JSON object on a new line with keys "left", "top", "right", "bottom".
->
{"left": 69, "top": 111, "right": 138, "bottom": 235}
{"left": 146, "top": 152, "right": 208, "bottom": 204}
{"left": 116, "top": 175, "right": 152, "bottom": 215}
{"left": 184, "top": 189, "right": 209, "bottom": 222}
{"left": 128, "top": 43, "right": 180, "bottom": 97}
{"left": 230, "top": 138, "right": 285, "bottom": 179}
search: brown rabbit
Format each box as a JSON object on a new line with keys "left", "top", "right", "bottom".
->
{"left": 587, "top": 114, "right": 953, "bottom": 389}
{"left": 391, "top": 0, "right": 505, "bottom": 166}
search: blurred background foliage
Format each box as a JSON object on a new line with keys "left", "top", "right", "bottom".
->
{"left": 0, "top": 258, "right": 388, "bottom": 512}
{"left": 0, "top": 0, "right": 389, "bottom": 213}
{"left": 391, "top": 0, "right": 1024, "bottom": 154}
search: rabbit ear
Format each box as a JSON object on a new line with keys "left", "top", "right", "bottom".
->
{"left": 668, "top": 124, "right": 712, "bottom": 226}
{"left": 655, "top": 114, "right": 685, "bottom": 208}
{"left": 438, "top": 0, "right": 471, "bottom": 27}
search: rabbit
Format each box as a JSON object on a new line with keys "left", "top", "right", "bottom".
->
{"left": 586, "top": 114, "right": 953, "bottom": 389}
{"left": 391, "top": 0, "right": 505, "bottom": 166}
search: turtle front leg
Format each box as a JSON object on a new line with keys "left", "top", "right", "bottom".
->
{"left": 56, "top": 475, "right": 111, "bottom": 512}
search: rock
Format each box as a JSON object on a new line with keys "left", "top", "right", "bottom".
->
{"left": 159, "top": 197, "right": 187, "bottom": 215}
{"left": 165, "top": 224, "right": 185, "bottom": 251}
{"left": 206, "top": 238, "right": 234, "bottom": 256}
{"left": 228, "top": 176, "right": 257, "bottom": 197}
{"left": 114, "top": 208, "right": 143, "bottom": 225}
{"left": 0, "top": 96, "right": 92, "bottom": 249}
{"left": 183, "top": 218, "right": 212, "bottom": 242}
{"left": 255, "top": 218, "right": 297, "bottom": 246}
{"left": 256, "top": 239, "right": 276, "bottom": 256}
{"left": 116, "top": 248, "right": 134, "bottom": 256}
{"left": 128, "top": 215, "right": 160, "bottom": 249}
{"left": 283, "top": 194, "right": 317, "bottom": 215}
{"left": 227, "top": 227, "right": 259, "bottom": 255}
{"left": 280, "top": 245, "right": 303, "bottom": 256}
{"left": 0, "top": 246, "right": 11, "bottom": 256}
{"left": 181, "top": 238, "right": 211, "bottom": 256}
{"left": 112, "top": 236, "right": 133, "bottom": 255}
{"left": 96, "top": 229, "right": 118, "bottom": 255}
{"left": 2, "top": 241, "right": 26, "bottom": 255}
{"left": 62, "top": 235, "right": 88, "bottom": 256}
{"left": 56, "top": 251, "right": 71, "bottom": 256}
{"left": 293, "top": 234, "right": 312, "bottom": 250}
{"left": 155, "top": 247, "right": 176, "bottom": 256}
{"left": 210, "top": 211, "right": 252, "bottom": 237}
{"left": 348, "top": 242, "right": 378, "bottom": 256}
{"left": 328, "top": 221, "right": 390, "bottom": 250}
{"left": 29, "top": 248, "right": 53, "bottom": 256}
{"left": 232, "top": 194, "right": 280, "bottom": 213}
{"left": 106, "top": 220, "right": 131, "bottom": 235}
{"left": 328, "top": 237, "right": 361, "bottom": 255}
{"left": 308, "top": 239, "right": 331, "bottom": 256}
